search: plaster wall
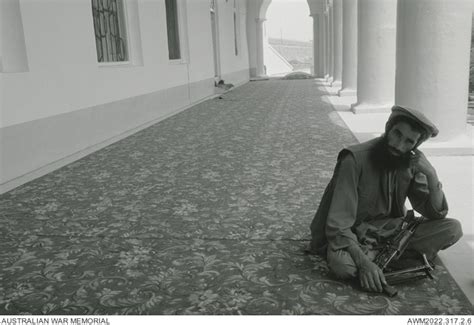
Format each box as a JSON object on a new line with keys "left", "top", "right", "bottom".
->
{"left": 216, "top": 0, "right": 250, "bottom": 83}
{"left": 0, "top": 0, "right": 29, "bottom": 73}
{"left": 2, "top": 0, "right": 216, "bottom": 128}
{"left": 0, "top": 0, "right": 251, "bottom": 190}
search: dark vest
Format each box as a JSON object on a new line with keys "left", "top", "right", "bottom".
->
{"left": 309, "top": 137, "right": 413, "bottom": 255}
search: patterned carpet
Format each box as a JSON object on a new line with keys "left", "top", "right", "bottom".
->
{"left": 1, "top": 80, "right": 472, "bottom": 315}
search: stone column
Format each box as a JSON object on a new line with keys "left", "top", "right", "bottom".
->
{"left": 395, "top": 0, "right": 473, "bottom": 142}
{"left": 351, "top": 0, "right": 397, "bottom": 113}
{"left": 311, "top": 14, "right": 324, "bottom": 77}
{"left": 323, "top": 9, "right": 330, "bottom": 78}
{"left": 255, "top": 18, "right": 266, "bottom": 77}
{"left": 308, "top": 0, "right": 326, "bottom": 77}
{"left": 327, "top": 4, "right": 334, "bottom": 82}
{"left": 318, "top": 12, "right": 326, "bottom": 78}
{"left": 338, "top": 0, "right": 357, "bottom": 97}
{"left": 330, "top": 0, "right": 343, "bottom": 88}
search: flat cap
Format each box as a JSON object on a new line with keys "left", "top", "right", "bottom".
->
{"left": 389, "top": 105, "right": 439, "bottom": 138}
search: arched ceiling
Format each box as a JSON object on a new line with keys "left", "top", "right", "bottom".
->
{"left": 257, "top": 0, "right": 326, "bottom": 20}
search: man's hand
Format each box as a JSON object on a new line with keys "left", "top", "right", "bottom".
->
{"left": 359, "top": 260, "right": 387, "bottom": 293}
{"left": 347, "top": 244, "right": 387, "bottom": 293}
{"left": 410, "top": 149, "right": 436, "bottom": 177}
{"left": 410, "top": 149, "right": 444, "bottom": 212}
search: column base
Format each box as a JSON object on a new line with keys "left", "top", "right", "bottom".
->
{"left": 322, "top": 93, "right": 357, "bottom": 111}
{"left": 337, "top": 107, "right": 474, "bottom": 156}
{"left": 350, "top": 103, "right": 392, "bottom": 114}
{"left": 330, "top": 80, "right": 342, "bottom": 88}
{"left": 249, "top": 67, "right": 257, "bottom": 78}
{"left": 338, "top": 88, "right": 357, "bottom": 97}
{"left": 250, "top": 76, "right": 269, "bottom": 81}
{"left": 419, "top": 126, "right": 474, "bottom": 156}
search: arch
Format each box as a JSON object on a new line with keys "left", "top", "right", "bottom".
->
{"left": 306, "top": 0, "right": 325, "bottom": 15}
{"left": 257, "top": 0, "right": 325, "bottom": 19}
{"left": 258, "top": 0, "right": 272, "bottom": 20}
{"left": 247, "top": 0, "right": 324, "bottom": 77}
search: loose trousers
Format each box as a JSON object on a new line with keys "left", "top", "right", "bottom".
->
{"left": 326, "top": 218, "right": 463, "bottom": 279}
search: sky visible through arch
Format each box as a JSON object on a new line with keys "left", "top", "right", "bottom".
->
{"left": 265, "top": 0, "right": 313, "bottom": 42}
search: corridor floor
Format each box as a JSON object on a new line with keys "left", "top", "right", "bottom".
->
{"left": 0, "top": 79, "right": 472, "bottom": 314}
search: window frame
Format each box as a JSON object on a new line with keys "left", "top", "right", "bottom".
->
{"left": 91, "top": 0, "right": 132, "bottom": 66}
{"left": 165, "top": 0, "right": 189, "bottom": 64}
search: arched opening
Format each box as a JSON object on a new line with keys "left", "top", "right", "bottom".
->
{"left": 263, "top": 0, "right": 313, "bottom": 77}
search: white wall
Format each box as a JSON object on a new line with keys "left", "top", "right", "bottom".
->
{"left": 216, "top": 0, "right": 250, "bottom": 83}
{"left": 0, "top": 0, "right": 29, "bottom": 73}
{"left": 0, "top": 0, "right": 251, "bottom": 191}
{"left": 2, "top": 0, "right": 215, "bottom": 128}
{"left": 186, "top": 0, "right": 216, "bottom": 83}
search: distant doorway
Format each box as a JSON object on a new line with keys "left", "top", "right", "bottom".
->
{"left": 210, "top": 0, "right": 221, "bottom": 82}
{"left": 264, "top": 0, "right": 313, "bottom": 77}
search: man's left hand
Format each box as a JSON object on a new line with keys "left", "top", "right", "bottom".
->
{"left": 410, "top": 149, "right": 436, "bottom": 177}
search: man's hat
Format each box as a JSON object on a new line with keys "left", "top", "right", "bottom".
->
{"left": 389, "top": 105, "right": 439, "bottom": 138}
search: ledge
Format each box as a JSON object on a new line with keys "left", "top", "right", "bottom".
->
{"left": 338, "top": 88, "right": 357, "bottom": 97}
{"left": 350, "top": 103, "right": 392, "bottom": 114}
{"left": 419, "top": 127, "right": 474, "bottom": 156}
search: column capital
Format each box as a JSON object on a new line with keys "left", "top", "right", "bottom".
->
{"left": 255, "top": 18, "right": 266, "bottom": 23}
{"left": 307, "top": 0, "right": 326, "bottom": 14}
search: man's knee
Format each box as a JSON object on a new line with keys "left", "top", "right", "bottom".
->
{"left": 327, "top": 249, "right": 357, "bottom": 279}
{"left": 440, "top": 218, "right": 463, "bottom": 249}
{"left": 410, "top": 217, "right": 463, "bottom": 259}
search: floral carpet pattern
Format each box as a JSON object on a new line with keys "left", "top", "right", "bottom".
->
{"left": 1, "top": 80, "right": 472, "bottom": 315}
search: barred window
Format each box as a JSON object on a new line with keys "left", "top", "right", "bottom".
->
{"left": 165, "top": 0, "right": 181, "bottom": 60}
{"left": 91, "top": 0, "right": 129, "bottom": 63}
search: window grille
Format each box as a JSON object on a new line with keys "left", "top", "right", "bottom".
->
{"left": 165, "top": 0, "right": 181, "bottom": 60}
{"left": 91, "top": 0, "right": 129, "bottom": 63}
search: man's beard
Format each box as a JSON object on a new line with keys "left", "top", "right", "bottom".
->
{"left": 371, "top": 136, "right": 412, "bottom": 170}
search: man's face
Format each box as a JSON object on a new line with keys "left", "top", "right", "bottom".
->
{"left": 386, "top": 121, "right": 421, "bottom": 157}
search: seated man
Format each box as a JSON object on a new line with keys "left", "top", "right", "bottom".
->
{"left": 307, "top": 105, "right": 462, "bottom": 293}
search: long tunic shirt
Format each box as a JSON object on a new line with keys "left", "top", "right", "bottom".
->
{"left": 309, "top": 137, "right": 448, "bottom": 255}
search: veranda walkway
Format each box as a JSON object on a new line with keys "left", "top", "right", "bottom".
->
{"left": 1, "top": 79, "right": 472, "bottom": 314}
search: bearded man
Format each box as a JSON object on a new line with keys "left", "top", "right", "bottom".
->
{"left": 307, "top": 105, "right": 463, "bottom": 293}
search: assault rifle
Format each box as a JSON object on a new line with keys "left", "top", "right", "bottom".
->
{"left": 373, "top": 210, "right": 434, "bottom": 297}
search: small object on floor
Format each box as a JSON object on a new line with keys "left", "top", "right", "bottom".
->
{"left": 281, "top": 71, "right": 314, "bottom": 80}
{"left": 215, "top": 79, "right": 234, "bottom": 90}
